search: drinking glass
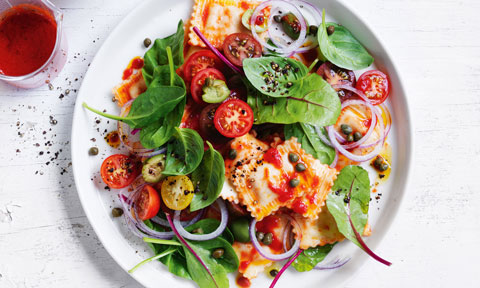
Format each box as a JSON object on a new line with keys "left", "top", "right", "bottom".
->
{"left": 0, "top": 0, "right": 67, "bottom": 88}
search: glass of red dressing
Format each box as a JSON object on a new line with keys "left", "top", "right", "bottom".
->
{"left": 0, "top": 0, "right": 67, "bottom": 88}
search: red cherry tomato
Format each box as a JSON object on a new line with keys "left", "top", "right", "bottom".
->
{"left": 356, "top": 70, "right": 390, "bottom": 105}
{"left": 190, "top": 68, "right": 226, "bottom": 104}
{"left": 135, "top": 185, "right": 161, "bottom": 221}
{"left": 214, "top": 99, "right": 254, "bottom": 138}
{"left": 183, "top": 50, "right": 225, "bottom": 82}
{"left": 222, "top": 33, "right": 262, "bottom": 67}
{"left": 100, "top": 154, "right": 140, "bottom": 189}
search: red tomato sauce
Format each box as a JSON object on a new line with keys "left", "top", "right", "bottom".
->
{"left": 256, "top": 215, "right": 283, "bottom": 251}
{"left": 122, "top": 57, "right": 144, "bottom": 80}
{"left": 263, "top": 148, "right": 283, "bottom": 169}
{"left": 0, "top": 4, "right": 57, "bottom": 76}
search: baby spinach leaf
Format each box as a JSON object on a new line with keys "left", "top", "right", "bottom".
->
{"left": 247, "top": 73, "right": 341, "bottom": 126}
{"left": 326, "top": 165, "right": 371, "bottom": 248}
{"left": 190, "top": 142, "right": 225, "bottom": 212}
{"left": 143, "top": 20, "right": 185, "bottom": 86}
{"left": 82, "top": 85, "right": 185, "bottom": 129}
{"left": 162, "top": 128, "right": 205, "bottom": 176}
{"left": 243, "top": 56, "right": 309, "bottom": 98}
{"left": 318, "top": 10, "right": 374, "bottom": 70}
{"left": 284, "top": 123, "right": 335, "bottom": 165}
{"left": 292, "top": 244, "right": 335, "bottom": 272}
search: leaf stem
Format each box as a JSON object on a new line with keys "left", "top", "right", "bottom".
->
{"left": 142, "top": 237, "right": 182, "bottom": 246}
{"left": 308, "top": 59, "right": 319, "bottom": 72}
{"left": 82, "top": 102, "right": 127, "bottom": 122}
{"left": 128, "top": 248, "right": 176, "bottom": 273}
{"left": 166, "top": 46, "right": 174, "bottom": 87}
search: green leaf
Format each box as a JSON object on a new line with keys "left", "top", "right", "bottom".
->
{"left": 162, "top": 128, "right": 205, "bottom": 176}
{"left": 190, "top": 142, "right": 225, "bottom": 211}
{"left": 284, "top": 123, "right": 336, "bottom": 165}
{"left": 326, "top": 165, "right": 371, "bottom": 248}
{"left": 143, "top": 20, "right": 185, "bottom": 86}
{"left": 292, "top": 244, "right": 335, "bottom": 272}
{"left": 185, "top": 219, "right": 235, "bottom": 245}
{"left": 243, "top": 56, "right": 309, "bottom": 98}
{"left": 82, "top": 85, "right": 185, "bottom": 129}
{"left": 318, "top": 10, "right": 374, "bottom": 70}
{"left": 139, "top": 97, "right": 186, "bottom": 149}
{"left": 247, "top": 73, "right": 341, "bottom": 126}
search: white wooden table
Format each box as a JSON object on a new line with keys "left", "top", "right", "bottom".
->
{"left": 0, "top": 0, "right": 479, "bottom": 287}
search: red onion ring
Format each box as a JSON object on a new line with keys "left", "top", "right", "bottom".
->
{"left": 249, "top": 215, "right": 301, "bottom": 261}
{"left": 152, "top": 209, "right": 204, "bottom": 227}
{"left": 330, "top": 149, "right": 338, "bottom": 168}
{"left": 251, "top": 0, "right": 307, "bottom": 55}
{"left": 314, "top": 126, "right": 333, "bottom": 147}
{"left": 313, "top": 257, "right": 351, "bottom": 270}
{"left": 172, "top": 199, "right": 228, "bottom": 241}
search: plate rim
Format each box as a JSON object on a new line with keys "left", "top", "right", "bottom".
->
{"left": 71, "top": 0, "right": 414, "bottom": 287}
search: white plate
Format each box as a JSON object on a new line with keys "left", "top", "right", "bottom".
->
{"left": 71, "top": 0, "right": 413, "bottom": 287}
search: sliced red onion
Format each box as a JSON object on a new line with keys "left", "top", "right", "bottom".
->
{"left": 136, "top": 147, "right": 167, "bottom": 158}
{"left": 347, "top": 188, "right": 392, "bottom": 266}
{"left": 192, "top": 26, "right": 243, "bottom": 75}
{"left": 314, "top": 126, "right": 333, "bottom": 147}
{"left": 378, "top": 104, "right": 392, "bottom": 138}
{"left": 152, "top": 209, "right": 204, "bottom": 228}
{"left": 131, "top": 128, "right": 140, "bottom": 135}
{"left": 313, "top": 256, "right": 351, "bottom": 270}
{"left": 335, "top": 99, "right": 377, "bottom": 150}
{"left": 249, "top": 215, "right": 301, "bottom": 261}
{"left": 330, "top": 149, "right": 338, "bottom": 168}
{"left": 269, "top": 248, "right": 303, "bottom": 288}
{"left": 173, "top": 199, "right": 228, "bottom": 241}
{"left": 251, "top": 0, "right": 307, "bottom": 55}
{"left": 166, "top": 213, "right": 219, "bottom": 288}
{"left": 289, "top": 0, "right": 322, "bottom": 53}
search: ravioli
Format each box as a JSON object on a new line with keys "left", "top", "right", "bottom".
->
{"left": 230, "top": 137, "right": 338, "bottom": 220}
{"left": 112, "top": 57, "right": 147, "bottom": 107}
{"left": 188, "top": 0, "right": 259, "bottom": 48}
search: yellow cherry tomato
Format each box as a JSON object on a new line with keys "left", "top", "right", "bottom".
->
{"left": 161, "top": 175, "right": 194, "bottom": 210}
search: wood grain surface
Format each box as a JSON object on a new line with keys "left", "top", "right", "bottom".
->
{"left": 0, "top": 0, "right": 479, "bottom": 287}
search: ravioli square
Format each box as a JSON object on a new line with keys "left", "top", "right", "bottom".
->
{"left": 188, "top": 0, "right": 259, "bottom": 48}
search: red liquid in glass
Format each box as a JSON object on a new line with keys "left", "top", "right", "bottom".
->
{"left": 0, "top": 4, "right": 57, "bottom": 76}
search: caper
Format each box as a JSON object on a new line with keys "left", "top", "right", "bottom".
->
{"left": 295, "top": 163, "right": 306, "bottom": 172}
{"left": 327, "top": 25, "right": 335, "bottom": 35}
{"left": 111, "top": 207, "right": 123, "bottom": 218}
{"left": 143, "top": 38, "right": 152, "bottom": 48}
{"left": 273, "top": 15, "right": 282, "bottom": 23}
{"left": 89, "top": 147, "right": 99, "bottom": 156}
{"left": 353, "top": 132, "right": 363, "bottom": 142}
{"left": 309, "top": 25, "right": 318, "bottom": 36}
{"left": 212, "top": 248, "right": 224, "bottom": 259}
{"left": 228, "top": 149, "right": 237, "bottom": 160}
{"left": 289, "top": 178, "right": 300, "bottom": 188}
{"left": 262, "top": 232, "right": 273, "bottom": 245}
{"left": 269, "top": 269, "right": 279, "bottom": 277}
{"left": 340, "top": 124, "right": 353, "bottom": 135}
{"left": 374, "top": 157, "right": 383, "bottom": 168}
{"left": 256, "top": 231, "right": 265, "bottom": 242}
{"left": 347, "top": 133, "right": 354, "bottom": 142}
{"left": 288, "top": 152, "right": 299, "bottom": 163}
{"left": 380, "top": 163, "right": 389, "bottom": 172}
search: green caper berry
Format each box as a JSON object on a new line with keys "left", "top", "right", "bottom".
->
{"left": 347, "top": 133, "right": 354, "bottom": 142}
{"left": 111, "top": 207, "right": 123, "bottom": 218}
{"left": 353, "top": 132, "right": 363, "bottom": 142}
{"left": 289, "top": 178, "right": 300, "bottom": 188}
{"left": 212, "top": 248, "right": 225, "bottom": 259}
{"left": 269, "top": 269, "right": 279, "bottom": 277}
{"left": 380, "top": 163, "right": 389, "bottom": 172}
{"left": 374, "top": 157, "right": 383, "bottom": 168}
{"left": 295, "top": 163, "right": 306, "bottom": 172}
{"left": 143, "top": 38, "right": 152, "bottom": 48}
{"left": 228, "top": 149, "right": 237, "bottom": 160}
{"left": 288, "top": 152, "right": 299, "bottom": 163}
{"left": 273, "top": 15, "right": 282, "bottom": 23}
{"left": 340, "top": 124, "right": 353, "bottom": 135}
{"left": 327, "top": 25, "right": 335, "bottom": 35}
{"left": 256, "top": 231, "right": 265, "bottom": 242}
{"left": 89, "top": 147, "right": 99, "bottom": 156}
{"left": 262, "top": 233, "right": 273, "bottom": 245}
{"left": 309, "top": 25, "right": 318, "bottom": 36}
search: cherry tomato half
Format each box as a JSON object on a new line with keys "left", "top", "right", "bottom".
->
{"left": 199, "top": 103, "right": 221, "bottom": 138}
{"left": 100, "top": 154, "right": 140, "bottom": 189}
{"left": 135, "top": 185, "right": 161, "bottom": 220}
{"left": 222, "top": 33, "right": 262, "bottom": 67}
{"left": 214, "top": 99, "right": 254, "bottom": 138}
{"left": 183, "top": 50, "right": 225, "bottom": 82}
{"left": 316, "top": 62, "right": 356, "bottom": 87}
{"left": 356, "top": 70, "right": 390, "bottom": 105}
{"left": 190, "top": 68, "right": 226, "bottom": 104}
